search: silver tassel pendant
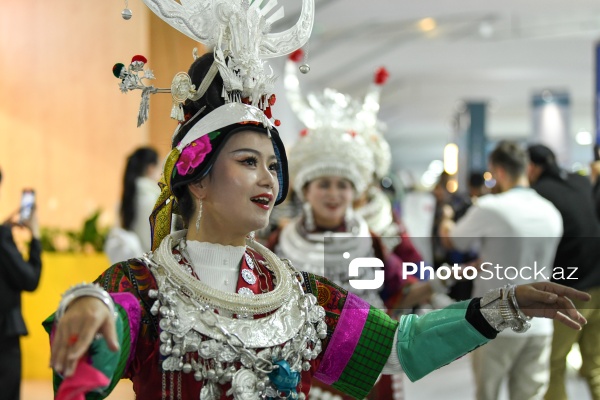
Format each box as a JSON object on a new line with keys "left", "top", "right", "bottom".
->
{"left": 200, "top": 382, "right": 221, "bottom": 400}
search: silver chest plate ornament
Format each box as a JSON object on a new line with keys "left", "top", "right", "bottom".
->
{"left": 146, "top": 233, "right": 327, "bottom": 400}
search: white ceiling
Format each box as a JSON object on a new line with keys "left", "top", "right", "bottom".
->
{"left": 271, "top": 0, "right": 600, "bottom": 181}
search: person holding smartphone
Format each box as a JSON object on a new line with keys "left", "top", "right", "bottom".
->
{"left": 0, "top": 167, "right": 42, "bottom": 400}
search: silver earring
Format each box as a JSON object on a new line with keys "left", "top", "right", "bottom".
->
{"left": 195, "top": 200, "right": 203, "bottom": 231}
{"left": 121, "top": 0, "right": 132, "bottom": 20}
{"left": 344, "top": 206, "right": 354, "bottom": 228}
{"left": 345, "top": 206, "right": 360, "bottom": 235}
{"left": 303, "top": 203, "right": 315, "bottom": 231}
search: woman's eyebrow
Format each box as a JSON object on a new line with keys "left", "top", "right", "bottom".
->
{"left": 230, "top": 148, "right": 277, "bottom": 160}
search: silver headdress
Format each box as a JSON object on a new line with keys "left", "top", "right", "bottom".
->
{"left": 285, "top": 58, "right": 392, "bottom": 181}
{"left": 284, "top": 57, "right": 373, "bottom": 198}
{"left": 116, "top": 0, "right": 315, "bottom": 131}
{"left": 138, "top": 0, "right": 315, "bottom": 250}
{"left": 288, "top": 127, "right": 375, "bottom": 199}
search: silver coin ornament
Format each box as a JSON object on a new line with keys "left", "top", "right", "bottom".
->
{"left": 299, "top": 64, "right": 310, "bottom": 74}
{"left": 122, "top": 8, "right": 133, "bottom": 20}
{"left": 241, "top": 269, "right": 257, "bottom": 285}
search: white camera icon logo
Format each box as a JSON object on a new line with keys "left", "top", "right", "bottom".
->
{"left": 348, "top": 257, "right": 385, "bottom": 290}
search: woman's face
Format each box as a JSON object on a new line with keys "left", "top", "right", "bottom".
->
{"left": 304, "top": 176, "right": 354, "bottom": 228}
{"left": 198, "top": 130, "right": 279, "bottom": 238}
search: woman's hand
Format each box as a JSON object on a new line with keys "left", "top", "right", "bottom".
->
{"left": 515, "top": 282, "right": 591, "bottom": 330}
{"left": 20, "top": 207, "right": 40, "bottom": 239}
{"left": 50, "top": 297, "right": 119, "bottom": 377}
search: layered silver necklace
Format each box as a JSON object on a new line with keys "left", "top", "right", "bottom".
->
{"left": 144, "top": 231, "right": 327, "bottom": 400}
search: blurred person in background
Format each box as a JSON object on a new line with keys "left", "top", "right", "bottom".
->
{"left": 269, "top": 61, "right": 436, "bottom": 396}
{"left": 430, "top": 171, "right": 478, "bottom": 302}
{"left": 440, "top": 141, "right": 563, "bottom": 400}
{"left": 0, "top": 166, "right": 42, "bottom": 400}
{"left": 590, "top": 159, "right": 600, "bottom": 221}
{"left": 104, "top": 147, "right": 160, "bottom": 263}
{"left": 449, "top": 171, "right": 488, "bottom": 301}
{"left": 468, "top": 171, "right": 489, "bottom": 202}
{"left": 527, "top": 144, "right": 600, "bottom": 400}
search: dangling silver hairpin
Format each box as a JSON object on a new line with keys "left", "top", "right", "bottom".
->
{"left": 121, "top": 0, "right": 132, "bottom": 20}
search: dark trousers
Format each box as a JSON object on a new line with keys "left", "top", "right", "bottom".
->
{"left": 0, "top": 336, "right": 21, "bottom": 400}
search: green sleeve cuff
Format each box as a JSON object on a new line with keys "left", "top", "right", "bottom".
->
{"left": 397, "top": 300, "right": 490, "bottom": 382}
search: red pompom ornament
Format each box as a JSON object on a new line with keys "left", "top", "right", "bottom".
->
{"left": 264, "top": 106, "right": 272, "bottom": 119}
{"left": 374, "top": 67, "right": 389, "bottom": 85}
{"left": 274, "top": 119, "right": 281, "bottom": 127}
{"left": 289, "top": 49, "right": 304, "bottom": 63}
{"left": 300, "top": 129, "right": 308, "bottom": 137}
{"left": 131, "top": 55, "right": 148, "bottom": 64}
{"left": 269, "top": 94, "right": 277, "bottom": 106}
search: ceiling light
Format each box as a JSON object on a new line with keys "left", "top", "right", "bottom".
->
{"left": 576, "top": 131, "right": 593, "bottom": 145}
{"left": 446, "top": 179, "right": 458, "bottom": 193}
{"left": 443, "top": 143, "right": 459, "bottom": 175}
{"left": 418, "top": 18, "right": 437, "bottom": 32}
{"left": 428, "top": 160, "right": 444, "bottom": 173}
{"left": 541, "top": 90, "right": 553, "bottom": 103}
{"left": 479, "top": 21, "right": 494, "bottom": 38}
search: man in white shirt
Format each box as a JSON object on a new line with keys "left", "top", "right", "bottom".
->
{"left": 440, "top": 141, "right": 563, "bottom": 400}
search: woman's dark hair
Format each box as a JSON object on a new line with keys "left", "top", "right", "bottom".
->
{"left": 468, "top": 171, "right": 485, "bottom": 188}
{"left": 120, "top": 147, "right": 159, "bottom": 230}
{"left": 171, "top": 52, "right": 227, "bottom": 224}
{"left": 527, "top": 144, "right": 566, "bottom": 181}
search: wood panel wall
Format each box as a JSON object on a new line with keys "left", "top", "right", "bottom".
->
{"left": 0, "top": 1, "right": 203, "bottom": 230}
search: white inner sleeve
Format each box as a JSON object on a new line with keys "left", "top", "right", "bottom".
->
{"left": 382, "top": 329, "right": 403, "bottom": 374}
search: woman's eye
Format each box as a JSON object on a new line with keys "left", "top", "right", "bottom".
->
{"left": 241, "top": 157, "right": 258, "bottom": 166}
{"left": 269, "top": 162, "right": 279, "bottom": 172}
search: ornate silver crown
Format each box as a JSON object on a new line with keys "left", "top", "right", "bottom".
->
{"left": 285, "top": 60, "right": 392, "bottom": 180}
{"left": 118, "top": 0, "right": 315, "bottom": 128}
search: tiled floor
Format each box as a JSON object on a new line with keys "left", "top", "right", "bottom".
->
{"left": 403, "top": 352, "right": 592, "bottom": 400}
{"left": 22, "top": 353, "right": 592, "bottom": 399}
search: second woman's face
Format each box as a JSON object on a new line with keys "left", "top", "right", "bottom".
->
{"left": 304, "top": 176, "right": 354, "bottom": 227}
{"left": 201, "top": 130, "right": 280, "bottom": 236}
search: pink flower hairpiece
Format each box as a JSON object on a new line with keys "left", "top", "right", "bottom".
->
{"left": 176, "top": 135, "right": 212, "bottom": 176}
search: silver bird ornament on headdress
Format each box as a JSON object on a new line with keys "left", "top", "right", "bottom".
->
{"left": 116, "top": 0, "right": 315, "bottom": 127}
{"left": 143, "top": 0, "right": 314, "bottom": 108}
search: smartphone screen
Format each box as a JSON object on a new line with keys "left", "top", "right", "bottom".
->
{"left": 19, "top": 189, "right": 35, "bottom": 223}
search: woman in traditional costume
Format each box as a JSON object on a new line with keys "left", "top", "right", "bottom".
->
{"left": 267, "top": 57, "right": 447, "bottom": 400}
{"left": 47, "top": 1, "right": 589, "bottom": 400}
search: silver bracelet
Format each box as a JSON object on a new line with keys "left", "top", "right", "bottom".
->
{"left": 506, "top": 285, "right": 531, "bottom": 333}
{"left": 55, "top": 283, "right": 116, "bottom": 321}
{"left": 509, "top": 285, "right": 533, "bottom": 322}
{"left": 480, "top": 284, "right": 531, "bottom": 333}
